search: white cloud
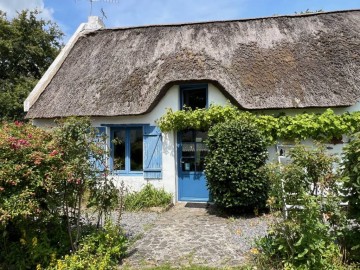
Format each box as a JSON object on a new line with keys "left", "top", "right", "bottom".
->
{"left": 0, "top": 0, "right": 54, "bottom": 20}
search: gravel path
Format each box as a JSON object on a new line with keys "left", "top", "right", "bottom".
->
{"left": 121, "top": 203, "right": 271, "bottom": 268}
{"left": 120, "top": 212, "right": 160, "bottom": 239}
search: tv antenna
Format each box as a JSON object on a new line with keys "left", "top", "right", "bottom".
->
{"left": 76, "top": 0, "right": 120, "bottom": 17}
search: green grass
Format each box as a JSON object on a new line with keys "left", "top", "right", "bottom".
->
{"left": 122, "top": 265, "right": 252, "bottom": 270}
{"left": 124, "top": 184, "right": 172, "bottom": 211}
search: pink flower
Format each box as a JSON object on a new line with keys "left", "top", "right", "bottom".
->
{"left": 49, "top": 150, "right": 59, "bottom": 156}
{"left": 18, "top": 139, "right": 29, "bottom": 145}
{"left": 8, "top": 137, "right": 30, "bottom": 150}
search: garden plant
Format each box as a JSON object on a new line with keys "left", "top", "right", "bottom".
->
{"left": 205, "top": 119, "right": 269, "bottom": 211}
{"left": 0, "top": 118, "right": 126, "bottom": 269}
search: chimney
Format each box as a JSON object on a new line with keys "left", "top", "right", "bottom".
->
{"left": 84, "top": 16, "right": 105, "bottom": 31}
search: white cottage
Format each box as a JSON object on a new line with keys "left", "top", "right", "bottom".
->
{"left": 24, "top": 10, "right": 360, "bottom": 202}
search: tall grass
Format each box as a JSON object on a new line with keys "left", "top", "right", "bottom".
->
{"left": 124, "top": 184, "right": 172, "bottom": 211}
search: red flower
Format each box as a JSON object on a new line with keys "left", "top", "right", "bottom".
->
{"left": 14, "top": 120, "right": 23, "bottom": 127}
{"left": 8, "top": 137, "right": 30, "bottom": 150}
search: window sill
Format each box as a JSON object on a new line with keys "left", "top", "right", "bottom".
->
{"left": 111, "top": 171, "right": 143, "bottom": 177}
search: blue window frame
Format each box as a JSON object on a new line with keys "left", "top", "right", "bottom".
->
{"left": 180, "top": 84, "right": 208, "bottom": 110}
{"left": 110, "top": 126, "right": 143, "bottom": 175}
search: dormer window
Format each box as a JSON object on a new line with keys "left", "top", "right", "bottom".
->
{"left": 180, "top": 84, "right": 208, "bottom": 110}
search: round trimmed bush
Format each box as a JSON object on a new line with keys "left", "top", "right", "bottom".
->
{"left": 205, "top": 120, "right": 269, "bottom": 211}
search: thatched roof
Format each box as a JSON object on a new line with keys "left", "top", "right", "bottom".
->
{"left": 26, "top": 10, "right": 360, "bottom": 118}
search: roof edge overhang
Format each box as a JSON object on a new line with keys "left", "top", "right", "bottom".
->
{"left": 24, "top": 17, "right": 105, "bottom": 112}
{"left": 26, "top": 105, "right": 353, "bottom": 120}
{"left": 25, "top": 77, "right": 355, "bottom": 120}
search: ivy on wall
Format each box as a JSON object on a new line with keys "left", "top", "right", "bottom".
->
{"left": 156, "top": 105, "right": 360, "bottom": 143}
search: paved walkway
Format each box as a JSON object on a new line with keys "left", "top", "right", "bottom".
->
{"left": 122, "top": 203, "right": 270, "bottom": 268}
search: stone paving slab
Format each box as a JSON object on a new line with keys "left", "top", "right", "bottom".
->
{"left": 122, "top": 203, "right": 271, "bottom": 268}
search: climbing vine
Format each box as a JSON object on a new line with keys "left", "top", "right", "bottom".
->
{"left": 157, "top": 105, "right": 360, "bottom": 143}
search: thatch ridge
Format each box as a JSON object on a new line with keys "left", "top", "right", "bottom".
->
{"left": 26, "top": 10, "right": 360, "bottom": 118}
{"left": 96, "top": 9, "right": 360, "bottom": 32}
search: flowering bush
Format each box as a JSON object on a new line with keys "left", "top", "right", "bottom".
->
{"left": 0, "top": 119, "right": 122, "bottom": 269}
{"left": 0, "top": 121, "right": 63, "bottom": 224}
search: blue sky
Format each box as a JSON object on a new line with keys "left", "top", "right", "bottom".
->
{"left": 0, "top": 0, "right": 359, "bottom": 41}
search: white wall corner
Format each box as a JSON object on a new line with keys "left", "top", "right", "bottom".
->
{"left": 24, "top": 17, "right": 105, "bottom": 113}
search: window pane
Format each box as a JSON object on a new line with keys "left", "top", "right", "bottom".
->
{"left": 182, "top": 88, "right": 206, "bottom": 110}
{"left": 182, "top": 130, "right": 194, "bottom": 142}
{"left": 113, "top": 129, "right": 125, "bottom": 170}
{"left": 130, "top": 127, "right": 143, "bottom": 171}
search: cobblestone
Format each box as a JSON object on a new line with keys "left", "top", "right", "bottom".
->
{"left": 122, "top": 203, "right": 271, "bottom": 268}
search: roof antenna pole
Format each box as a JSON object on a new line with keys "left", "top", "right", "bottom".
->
{"left": 79, "top": 0, "right": 120, "bottom": 18}
{"left": 90, "top": 0, "right": 93, "bottom": 16}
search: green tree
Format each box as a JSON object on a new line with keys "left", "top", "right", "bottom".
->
{"left": 0, "top": 10, "right": 63, "bottom": 120}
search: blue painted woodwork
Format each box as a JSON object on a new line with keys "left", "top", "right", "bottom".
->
{"left": 180, "top": 83, "right": 208, "bottom": 110}
{"left": 178, "top": 130, "right": 209, "bottom": 202}
{"left": 178, "top": 84, "right": 209, "bottom": 201}
{"left": 110, "top": 126, "right": 143, "bottom": 176}
{"left": 101, "top": 124, "right": 149, "bottom": 127}
{"left": 143, "top": 126, "right": 162, "bottom": 179}
{"left": 108, "top": 125, "right": 162, "bottom": 177}
{"left": 92, "top": 127, "right": 106, "bottom": 171}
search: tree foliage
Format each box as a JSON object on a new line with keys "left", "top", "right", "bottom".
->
{"left": 0, "top": 10, "right": 63, "bottom": 120}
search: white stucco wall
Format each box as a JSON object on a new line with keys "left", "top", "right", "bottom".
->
{"left": 32, "top": 83, "right": 360, "bottom": 201}
{"left": 32, "top": 83, "right": 229, "bottom": 202}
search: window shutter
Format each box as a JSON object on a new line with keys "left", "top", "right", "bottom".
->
{"left": 143, "top": 126, "right": 162, "bottom": 179}
{"left": 92, "top": 127, "right": 106, "bottom": 172}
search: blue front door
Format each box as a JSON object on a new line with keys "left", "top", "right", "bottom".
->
{"left": 178, "top": 130, "right": 209, "bottom": 201}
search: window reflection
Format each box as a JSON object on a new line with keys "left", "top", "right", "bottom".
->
{"left": 112, "top": 127, "right": 143, "bottom": 173}
{"left": 130, "top": 128, "right": 143, "bottom": 171}
{"left": 113, "top": 129, "right": 125, "bottom": 170}
{"left": 181, "top": 130, "right": 208, "bottom": 172}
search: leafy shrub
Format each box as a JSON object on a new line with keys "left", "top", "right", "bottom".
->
{"left": 124, "top": 183, "right": 172, "bottom": 211}
{"left": 258, "top": 143, "right": 347, "bottom": 269}
{"left": 266, "top": 143, "right": 341, "bottom": 211}
{"left": 0, "top": 121, "right": 62, "bottom": 225}
{"left": 342, "top": 132, "right": 360, "bottom": 262}
{"left": 0, "top": 121, "right": 68, "bottom": 268}
{"left": 0, "top": 119, "right": 119, "bottom": 269}
{"left": 47, "top": 221, "right": 127, "bottom": 270}
{"left": 54, "top": 117, "right": 119, "bottom": 228}
{"left": 257, "top": 194, "right": 343, "bottom": 270}
{"left": 204, "top": 119, "right": 269, "bottom": 211}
